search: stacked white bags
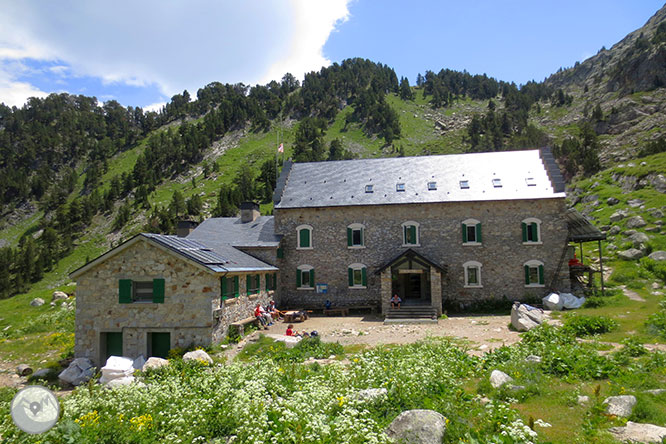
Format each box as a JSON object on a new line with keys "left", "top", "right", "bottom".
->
{"left": 100, "top": 356, "right": 138, "bottom": 386}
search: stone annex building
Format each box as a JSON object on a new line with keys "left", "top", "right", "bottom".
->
{"left": 72, "top": 148, "right": 597, "bottom": 365}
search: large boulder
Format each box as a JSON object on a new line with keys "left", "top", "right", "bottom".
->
{"left": 142, "top": 357, "right": 169, "bottom": 371}
{"left": 626, "top": 216, "right": 647, "bottom": 229}
{"left": 511, "top": 302, "right": 543, "bottom": 331}
{"left": 385, "top": 409, "right": 447, "bottom": 444}
{"left": 58, "top": 358, "right": 95, "bottom": 386}
{"left": 608, "top": 225, "right": 622, "bottom": 235}
{"left": 183, "top": 349, "right": 213, "bottom": 365}
{"left": 30, "top": 298, "right": 45, "bottom": 307}
{"left": 630, "top": 232, "right": 650, "bottom": 247}
{"left": 31, "top": 368, "right": 55, "bottom": 380}
{"left": 648, "top": 251, "right": 666, "bottom": 261}
{"left": 609, "top": 421, "right": 666, "bottom": 443}
{"left": 52, "top": 291, "right": 68, "bottom": 301}
{"left": 542, "top": 293, "right": 564, "bottom": 311}
{"left": 618, "top": 248, "right": 645, "bottom": 260}
{"left": 610, "top": 210, "right": 628, "bottom": 222}
{"left": 490, "top": 370, "right": 514, "bottom": 388}
{"left": 604, "top": 395, "right": 637, "bottom": 417}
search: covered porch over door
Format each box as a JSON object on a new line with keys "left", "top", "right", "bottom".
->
{"left": 375, "top": 249, "right": 446, "bottom": 316}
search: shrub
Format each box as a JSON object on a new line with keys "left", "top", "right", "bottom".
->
{"left": 562, "top": 315, "right": 618, "bottom": 337}
{"left": 640, "top": 257, "right": 666, "bottom": 284}
{"left": 646, "top": 298, "right": 666, "bottom": 339}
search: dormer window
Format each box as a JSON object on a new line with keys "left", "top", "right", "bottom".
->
{"left": 525, "top": 177, "right": 536, "bottom": 186}
{"left": 492, "top": 178, "right": 502, "bottom": 188}
{"left": 365, "top": 185, "right": 374, "bottom": 193}
{"left": 427, "top": 181, "right": 437, "bottom": 190}
{"left": 396, "top": 183, "right": 405, "bottom": 192}
{"left": 460, "top": 180, "right": 470, "bottom": 189}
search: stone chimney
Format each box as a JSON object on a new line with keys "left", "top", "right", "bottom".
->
{"left": 176, "top": 220, "right": 198, "bottom": 237}
{"left": 240, "top": 202, "right": 260, "bottom": 223}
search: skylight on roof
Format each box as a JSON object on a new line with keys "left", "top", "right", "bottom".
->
{"left": 396, "top": 183, "right": 405, "bottom": 192}
{"left": 427, "top": 181, "right": 437, "bottom": 190}
{"left": 365, "top": 184, "right": 374, "bottom": 193}
{"left": 525, "top": 177, "right": 536, "bottom": 186}
{"left": 492, "top": 178, "right": 502, "bottom": 188}
{"left": 459, "top": 180, "right": 470, "bottom": 189}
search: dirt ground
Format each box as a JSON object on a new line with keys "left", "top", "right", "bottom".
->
{"left": 262, "top": 313, "right": 520, "bottom": 354}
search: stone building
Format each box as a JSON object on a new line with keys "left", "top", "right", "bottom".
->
{"left": 71, "top": 205, "right": 279, "bottom": 365}
{"left": 272, "top": 149, "right": 571, "bottom": 316}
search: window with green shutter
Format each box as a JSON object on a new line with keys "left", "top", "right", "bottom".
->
{"left": 521, "top": 218, "right": 541, "bottom": 243}
{"left": 297, "top": 225, "right": 312, "bottom": 249}
{"left": 347, "top": 224, "right": 365, "bottom": 248}
{"left": 246, "top": 274, "right": 260, "bottom": 295}
{"left": 462, "top": 219, "right": 481, "bottom": 244}
{"left": 402, "top": 221, "right": 419, "bottom": 246}
{"left": 524, "top": 260, "right": 545, "bottom": 286}
{"left": 463, "top": 261, "right": 482, "bottom": 287}
{"left": 348, "top": 264, "right": 367, "bottom": 288}
{"left": 221, "top": 276, "right": 237, "bottom": 300}
{"left": 119, "top": 279, "right": 164, "bottom": 304}
{"left": 297, "top": 266, "right": 314, "bottom": 289}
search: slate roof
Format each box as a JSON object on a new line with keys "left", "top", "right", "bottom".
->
{"left": 275, "top": 149, "right": 566, "bottom": 209}
{"left": 187, "top": 216, "right": 281, "bottom": 248}
{"left": 143, "top": 233, "right": 277, "bottom": 273}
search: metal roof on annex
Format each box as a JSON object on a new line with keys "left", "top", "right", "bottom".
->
{"left": 565, "top": 209, "right": 607, "bottom": 242}
{"left": 187, "top": 216, "right": 281, "bottom": 248}
{"left": 275, "top": 149, "right": 566, "bottom": 209}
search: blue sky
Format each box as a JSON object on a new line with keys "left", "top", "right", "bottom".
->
{"left": 0, "top": 0, "right": 662, "bottom": 110}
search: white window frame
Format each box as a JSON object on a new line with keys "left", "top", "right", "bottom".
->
{"left": 347, "top": 223, "right": 365, "bottom": 249}
{"left": 524, "top": 260, "right": 545, "bottom": 287}
{"left": 348, "top": 263, "right": 367, "bottom": 289}
{"left": 296, "top": 224, "right": 313, "bottom": 250}
{"left": 462, "top": 218, "right": 482, "bottom": 246}
{"left": 401, "top": 221, "right": 420, "bottom": 247}
{"left": 522, "top": 217, "right": 542, "bottom": 245}
{"left": 297, "top": 264, "right": 314, "bottom": 290}
{"left": 463, "top": 261, "right": 483, "bottom": 288}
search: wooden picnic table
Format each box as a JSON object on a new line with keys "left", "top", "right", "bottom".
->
{"left": 283, "top": 310, "right": 309, "bottom": 323}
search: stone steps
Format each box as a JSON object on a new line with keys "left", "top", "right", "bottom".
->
{"left": 384, "top": 306, "right": 438, "bottom": 324}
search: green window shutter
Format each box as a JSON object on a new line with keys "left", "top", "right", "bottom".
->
{"left": 347, "top": 228, "right": 352, "bottom": 246}
{"left": 309, "top": 269, "right": 315, "bottom": 286}
{"left": 409, "top": 226, "right": 417, "bottom": 244}
{"left": 476, "top": 223, "right": 482, "bottom": 243}
{"left": 221, "top": 277, "right": 228, "bottom": 300}
{"left": 359, "top": 228, "right": 364, "bottom": 246}
{"left": 538, "top": 265, "right": 544, "bottom": 285}
{"left": 462, "top": 223, "right": 467, "bottom": 243}
{"left": 348, "top": 268, "right": 354, "bottom": 286}
{"left": 273, "top": 274, "right": 277, "bottom": 290}
{"left": 234, "top": 276, "right": 239, "bottom": 297}
{"left": 265, "top": 274, "right": 269, "bottom": 291}
{"left": 296, "top": 269, "right": 301, "bottom": 287}
{"left": 531, "top": 223, "right": 538, "bottom": 242}
{"left": 403, "top": 225, "right": 408, "bottom": 243}
{"left": 152, "top": 278, "right": 165, "bottom": 303}
{"left": 119, "top": 279, "right": 132, "bottom": 304}
{"left": 246, "top": 274, "right": 250, "bottom": 294}
{"left": 524, "top": 265, "right": 530, "bottom": 285}
{"left": 361, "top": 267, "right": 367, "bottom": 287}
{"left": 299, "top": 229, "right": 310, "bottom": 248}
{"left": 277, "top": 247, "right": 284, "bottom": 258}
{"left": 521, "top": 222, "right": 527, "bottom": 242}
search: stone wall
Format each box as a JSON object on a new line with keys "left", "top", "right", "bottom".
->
{"left": 74, "top": 238, "right": 275, "bottom": 365}
{"left": 274, "top": 198, "right": 570, "bottom": 312}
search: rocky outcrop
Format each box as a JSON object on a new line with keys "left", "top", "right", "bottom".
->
{"left": 385, "top": 409, "right": 448, "bottom": 444}
{"left": 183, "top": 349, "right": 213, "bottom": 365}
{"left": 603, "top": 395, "right": 637, "bottom": 417}
{"left": 609, "top": 421, "right": 666, "bottom": 443}
{"left": 511, "top": 303, "right": 543, "bottom": 331}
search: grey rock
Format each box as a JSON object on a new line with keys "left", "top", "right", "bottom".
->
{"left": 16, "top": 364, "right": 33, "bottom": 376}
{"left": 648, "top": 173, "right": 666, "bottom": 193}
{"left": 624, "top": 229, "right": 637, "bottom": 237}
{"left": 609, "top": 225, "right": 622, "bottom": 235}
{"left": 645, "top": 226, "right": 660, "bottom": 232}
{"left": 511, "top": 302, "right": 543, "bottom": 331}
{"left": 628, "top": 199, "right": 645, "bottom": 208}
{"left": 582, "top": 194, "right": 599, "bottom": 203}
{"left": 607, "top": 244, "right": 618, "bottom": 251}
{"left": 607, "top": 197, "right": 620, "bottom": 206}
{"left": 490, "top": 370, "right": 513, "bottom": 389}
{"left": 30, "top": 298, "right": 45, "bottom": 307}
{"left": 142, "top": 357, "right": 169, "bottom": 371}
{"left": 58, "top": 358, "right": 95, "bottom": 386}
{"left": 618, "top": 249, "right": 644, "bottom": 260}
{"left": 509, "top": 384, "right": 525, "bottom": 391}
{"left": 652, "top": 283, "right": 661, "bottom": 290}
{"left": 385, "top": 409, "right": 447, "bottom": 444}
{"left": 52, "top": 291, "right": 68, "bottom": 301}
{"left": 610, "top": 210, "right": 628, "bottom": 222}
{"left": 525, "top": 355, "right": 542, "bottom": 363}
{"left": 609, "top": 421, "right": 666, "bottom": 443}
{"left": 183, "top": 349, "right": 213, "bottom": 365}
{"left": 630, "top": 232, "right": 650, "bottom": 247}
{"left": 648, "top": 251, "right": 666, "bottom": 261}
{"left": 644, "top": 389, "right": 666, "bottom": 395}
{"left": 626, "top": 216, "right": 647, "bottom": 228}
{"left": 600, "top": 225, "right": 611, "bottom": 232}
{"left": 603, "top": 395, "right": 637, "bottom": 417}
{"left": 357, "top": 388, "right": 388, "bottom": 402}
{"left": 577, "top": 395, "right": 590, "bottom": 405}
{"left": 650, "top": 209, "right": 664, "bottom": 218}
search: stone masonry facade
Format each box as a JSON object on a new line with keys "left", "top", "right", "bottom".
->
{"left": 75, "top": 239, "right": 274, "bottom": 365}
{"left": 274, "top": 198, "right": 570, "bottom": 313}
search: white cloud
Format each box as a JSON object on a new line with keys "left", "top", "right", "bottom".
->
{"left": 0, "top": 76, "right": 48, "bottom": 107}
{"left": 143, "top": 101, "right": 167, "bottom": 113}
{"left": 0, "top": 0, "right": 352, "bottom": 107}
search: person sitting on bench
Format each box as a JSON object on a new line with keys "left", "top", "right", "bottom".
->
{"left": 254, "top": 303, "right": 271, "bottom": 329}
